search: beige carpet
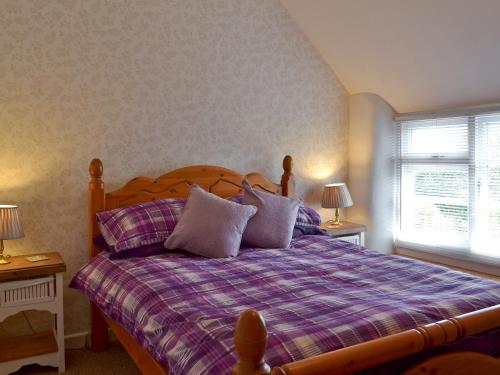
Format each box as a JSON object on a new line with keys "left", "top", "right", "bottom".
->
{"left": 13, "top": 342, "right": 141, "bottom": 375}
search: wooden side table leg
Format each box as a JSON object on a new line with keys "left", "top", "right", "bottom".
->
{"left": 55, "top": 273, "right": 65, "bottom": 372}
{"left": 360, "top": 232, "right": 365, "bottom": 246}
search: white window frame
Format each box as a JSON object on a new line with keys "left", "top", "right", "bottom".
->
{"left": 394, "top": 106, "right": 500, "bottom": 273}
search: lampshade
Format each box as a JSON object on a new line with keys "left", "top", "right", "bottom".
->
{"left": 321, "top": 183, "right": 353, "bottom": 209}
{"left": 0, "top": 205, "right": 24, "bottom": 240}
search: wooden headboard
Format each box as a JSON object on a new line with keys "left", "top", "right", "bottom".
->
{"left": 88, "top": 155, "right": 295, "bottom": 258}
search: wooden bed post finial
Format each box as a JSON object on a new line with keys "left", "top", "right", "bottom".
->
{"left": 281, "top": 155, "right": 295, "bottom": 198}
{"left": 88, "top": 158, "right": 105, "bottom": 258}
{"left": 89, "top": 158, "right": 103, "bottom": 179}
{"left": 88, "top": 158, "right": 108, "bottom": 352}
{"left": 283, "top": 155, "right": 293, "bottom": 172}
{"left": 233, "top": 310, "right": 271, "bottom": 375}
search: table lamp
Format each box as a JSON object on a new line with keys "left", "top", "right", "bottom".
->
{"left": 321, "top": 183, "right": 353, "bottom": 227}
{"left": 0, "top": 205, "right": 24, "bottom": 265}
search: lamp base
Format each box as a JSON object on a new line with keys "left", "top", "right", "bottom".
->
{"left": 0, "top": 239, "right": 11, "bottom": 265}
{"left": 325, "top": 208, "right": 343, "bottom": 227}
{"left": 325, "top": 219, "right": 343, "bottom": 228}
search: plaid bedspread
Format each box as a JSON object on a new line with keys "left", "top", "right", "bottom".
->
{"left": 70, "top": 236, "right": 500, "bottom": 375}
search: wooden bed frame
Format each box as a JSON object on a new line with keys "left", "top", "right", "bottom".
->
{"left": 87, "top": 155, "right": 500, "bottom": 375}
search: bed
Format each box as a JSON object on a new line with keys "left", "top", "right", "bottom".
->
{"left": 73, "top": 156, "right": 500, "bottom": 375}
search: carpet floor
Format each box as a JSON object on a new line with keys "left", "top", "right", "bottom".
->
{"left": 12, "top": 342, "right": 141, "bottom": 375}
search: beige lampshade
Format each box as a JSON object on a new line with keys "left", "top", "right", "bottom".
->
{"left": 0, "top": 205, "right": 25, "bottom": 240}
{"left": 321, "top": 183, "right": 353, "bottom": 209}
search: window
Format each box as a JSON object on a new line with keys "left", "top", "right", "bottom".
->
{"left": 396, "top": 113, "right": 500, "bottom": 261}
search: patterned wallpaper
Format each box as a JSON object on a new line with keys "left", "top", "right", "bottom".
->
{"left": 0, "top": 0, "right": 348, "bottom": 335}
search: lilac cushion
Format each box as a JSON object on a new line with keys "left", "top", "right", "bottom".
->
{"left": 164, "top": 185, "right": 257, "bottom": 258}
{"left": 230, "top": 194, "right": 321, "bottom": 227}
{"left": 241, "top": 180, "right": 299, "bottom": 248}
{"left": 96, "top": 198, "right": 185, "bottom": 252}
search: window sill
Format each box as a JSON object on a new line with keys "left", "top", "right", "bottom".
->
{"left": 395, "top": 245, "right": 500, "bottom": 278}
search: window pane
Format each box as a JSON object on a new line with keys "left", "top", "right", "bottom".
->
{"left": 399, "top": 164, "right": 469, "bottom": 248}
{"left": 401, "top": 117, "right": 469, "bottom": 159}
{"left": 397, "top": 113, "right": 500, "bottom": 261}
{"left": 473, "top": 114, "right": 500, "bottom": 257}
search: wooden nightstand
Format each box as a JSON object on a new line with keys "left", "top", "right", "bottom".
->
{"left": 0, "top": 252, "right": 66, "bottom": 374}
{"left": 320, "top": 221, "right": 367, "bottom": 246}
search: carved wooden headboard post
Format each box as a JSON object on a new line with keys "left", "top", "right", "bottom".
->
{"left": 88, "top": 158, "right": 109, "bottom": 352}
{"left": 281, "top": 155, "right": 295, "bottom": 197}
{"left": 88, "top": 158, "right": 105, "bottom": 259}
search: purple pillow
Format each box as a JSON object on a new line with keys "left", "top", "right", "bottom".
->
{"left": 164, "top": 185, "right": 257, "bottom": 258}
{"left": 93, "top": 234, "right": 166, "bottom": 260}
{"left": 93, "top": 235, "right": 111, "bottom": 251}
{"left": 241, "top": 180, "right": 299, "bottom": 248}
{"left": 295, "top": 205, "right": 321, "bottom": 228}
{"left": 110, "top": 242, "right": 165, "bottom": 260}
{"left": 96, "top": 198, "right": 185, "bottom": 252}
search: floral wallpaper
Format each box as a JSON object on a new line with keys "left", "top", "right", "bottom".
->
{"left": 0, "top": 0, "right": 348, "bottom": 336}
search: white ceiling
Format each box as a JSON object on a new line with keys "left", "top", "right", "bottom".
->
{"left": 281, "top": 0, "right": 500, "bottom": 113}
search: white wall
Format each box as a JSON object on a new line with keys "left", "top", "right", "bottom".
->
{"left": 347, "top": 93, "right": 395, "bottom": 253}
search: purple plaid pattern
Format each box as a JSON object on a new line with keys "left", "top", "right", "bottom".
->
{"left": 295, "top": 205, "right": 321, "bottom": 227}
{"left": 97, "top": 198, "right": 185, "bottom": 251}
{"left": 70, "top": 236, "right": 500, "bottom": 375}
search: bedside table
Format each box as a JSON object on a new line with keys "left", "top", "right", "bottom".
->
{"left": 0, "top": 252, "right": 66, "bottom": 374}
{"left": 320, "top": 221, "right": 367, "bottom": 246}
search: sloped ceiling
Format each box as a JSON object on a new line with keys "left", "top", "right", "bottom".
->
{"left": 281, "top": 0, "right": 500, "bottom": 113}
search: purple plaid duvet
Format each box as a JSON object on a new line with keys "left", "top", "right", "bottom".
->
{"left": 70, "top": 236, "right": 500, "bottom": 375}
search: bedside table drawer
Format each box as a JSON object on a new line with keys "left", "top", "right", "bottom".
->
{"left": 0, "top": 276, "right": 55, "bottom": 308}
{"left": 337, "top": 234, "right": 360, "bottom": 245}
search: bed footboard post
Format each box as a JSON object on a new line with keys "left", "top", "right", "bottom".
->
{"left": 281, "top": 155, "right": 295, "bottom": 197}
{"left": 233, "top": 310, "right": 271, "bottom": 375}
{"left": 88, "top": 158, "right": 109, "bottom": 351}
{"left": 90, "top": 304, "right": 108, "bottom": 351}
